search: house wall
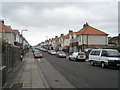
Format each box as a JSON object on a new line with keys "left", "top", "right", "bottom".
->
{"left": 63, "top": 38, "right": 70, "bottom": 46}
{"left": 77, "top": 35, "right": 108, "bottom": 45}
{"left": 3, "top": 32, "right": 16, "bottom": 45}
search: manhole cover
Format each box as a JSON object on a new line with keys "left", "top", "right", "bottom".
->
{"left": 11, "top": 83, "right": 23, "bottom": 88}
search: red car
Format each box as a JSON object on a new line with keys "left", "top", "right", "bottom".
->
{"left": 34, "top": 51, "right": 43, "bottom": 58}
{"left": 43, "top": 49, "right": 48, "bottom": 52}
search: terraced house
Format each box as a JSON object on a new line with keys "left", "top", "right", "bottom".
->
{"left": 0, "top": 20, "right": 29, "bottom": 48}
{"left": 39, "top": 23, "right": 108, "bottom": 53}
{"left": 69, "top": 23, "right": 108, "bottom": 52}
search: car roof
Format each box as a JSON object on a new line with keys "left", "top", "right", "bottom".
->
{"left": 78, "top": 52, "right": 85, "bottom": 53}
{"left": 73, "top": 52, "right": 79, "bottom": 53}
{"left": 34, "top": 51, "right": 41, "bottom": 53}
{"left": 92, "top": 49, "right": 118, "bottom": 51}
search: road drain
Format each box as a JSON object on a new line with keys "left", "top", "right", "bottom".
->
{"left": 11, "top": 83, "right": 23, "bottom": 88}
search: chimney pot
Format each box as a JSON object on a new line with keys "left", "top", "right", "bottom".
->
{"left": 83, "top": 22, "right": 89, "bottom": 28}
{"left": 61, "top": 34, "right": 64, "bottom": 36}
{"left": 55, "top": 36, "right": 58, "bottom": 38}
{"left": 69, "top": 30, "right": 73, "bottom": 33}
{"left": 0, "top": 19, "right": 4, "bottom": 24}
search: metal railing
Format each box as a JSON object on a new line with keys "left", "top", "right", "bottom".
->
{"left": 2, "top": 46, "right": 21, "bottom": 73}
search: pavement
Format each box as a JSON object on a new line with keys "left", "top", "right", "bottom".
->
{"left": 3, "top": 49, "right": 50, "bottom": 89}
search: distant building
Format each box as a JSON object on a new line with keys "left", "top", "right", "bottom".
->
{"left": 108, "top": 34, "right": 120, "bottom": 46}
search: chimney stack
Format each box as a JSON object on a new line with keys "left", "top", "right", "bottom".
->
{"left": 55, "top": 36, "right": 58, "bottom": 38}
{"left": 0, "top": 19, "right": 4, "bottom": 24}
{"left": 69, "top": 30, "right": 73, "bottom": 33}
{"left": 83, "top": 22, "right": 89, "bottom": 28}
{"left": 60, "top": 34, "right": 64, "bottom": 36}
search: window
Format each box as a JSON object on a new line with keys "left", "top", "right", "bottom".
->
{"left": 90, "top": 51, "right": 95, "bottom": 55}
{"left": 95, "top": 51, "right": 100, "bottom": 56}
{"left": 101, "top": 50, "right": 108, "bottom": 56}
{"left": 90, "top": 51, "right": 100, "bottom": 56}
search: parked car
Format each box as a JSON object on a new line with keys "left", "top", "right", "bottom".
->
{"left": 32, "top": 49, "right": 39, "bottom": 53}
{"left": 50, "top": 50, "right": 57, "bottom": 55}
{"left": 56, "top": 51, "right": 66, "bottom": 58}
{"left": 48, "top": 50, "right": 52, "bottom": 54}
{"left": 76, "top": 52, "right": 86, "bottom": 61}
{"left": 89, "top": 49, "right": 120, "bottom": 68}
{"left": 33, "top": 51, "right": 43, "bottom": 58}
{"left": 43, "top": 49, "right": 48, "bottom": 52}
{"left": 68, "top": 52, "right": 79, "bottom": 61}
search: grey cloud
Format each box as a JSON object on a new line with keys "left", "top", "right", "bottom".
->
{"left": 2, "top": 2, "right": 118, "bottom": 45}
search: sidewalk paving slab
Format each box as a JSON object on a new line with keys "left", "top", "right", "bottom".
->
{"left": 3, "top": 49, "right": 50, "bottom": 89}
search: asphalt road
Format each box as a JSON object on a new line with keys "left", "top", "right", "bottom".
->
{"left": 40, "top": 51, "right": 119, "bottom": 88}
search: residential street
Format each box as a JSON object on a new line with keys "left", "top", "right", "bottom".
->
{"left": 1, "top": 1, "right": 120, "bottom": 90}
{"left": 38, "top": 51, "right": 119, "bottom": 88}
{"left": 2, "top": 49, "right": 119, "bottom": 89}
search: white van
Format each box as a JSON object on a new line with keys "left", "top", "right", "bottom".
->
{"left": 89, "top": 49, "right": 120, "bottom": 68}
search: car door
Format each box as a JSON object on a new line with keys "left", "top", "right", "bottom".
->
{"left": 90, "top": 50, "right": 101, "bottom": 63}
{"left": 100, "top": 50, "right": 108, "bottom": 63}
{"left": 94, "top": 50, "right": 101, "bottom": 64}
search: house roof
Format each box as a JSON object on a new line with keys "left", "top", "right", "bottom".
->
{"left": 63, "top": 32, "right": 75, "bottom": 39}
{"left": 75, "top": 25, "right": 108, "bottom": 35}
{"left": 41, "top": 23, "right": 108, "bottom": 44}
{"left": 12, "top": 29, "right": 19, "bottom": 32}
{"left": 0, "top": 21, "right": 12, "bottom": 32}
{"left": 109, "top": 34, "right": 120, "bottom": 41}
{"left": 0, "top": 21, "right": 20, "bottom": 34}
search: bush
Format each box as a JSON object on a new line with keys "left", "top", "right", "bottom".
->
{"left": 0, "top": 38, "right": 9, "bottom": 52}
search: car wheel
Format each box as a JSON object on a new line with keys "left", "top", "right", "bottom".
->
{"left": 90, "top": 61, "right": 95, "bottom": 66}
{"left": 73, "top": 58, "right": 76, "bottom": 61}
{"left": 101, "top": 62, "right": 106, "bottom": 68}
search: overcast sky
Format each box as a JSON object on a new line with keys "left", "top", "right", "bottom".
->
{"left": 1, "top": 0, "right": 119, "bottom": 46}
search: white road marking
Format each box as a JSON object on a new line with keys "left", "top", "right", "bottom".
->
{"left": 38, "top": 58, "right": 41, "bottom": 61}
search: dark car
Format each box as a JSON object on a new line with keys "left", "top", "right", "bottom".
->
{"left": 32, "top": 48, "right": 39, "bottom": 53}
{"left": 33, "top": 51, "right": 43, "bottom": 58}
{"left": 56, "top": 51, "right": 66, "bottom": 58}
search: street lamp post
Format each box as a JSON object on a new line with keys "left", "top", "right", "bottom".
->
{"left": 21, "top": 30, "right": 28, "bottom": 49}
{"left": 21, "top": 30, "right": 28, "bottom": 36}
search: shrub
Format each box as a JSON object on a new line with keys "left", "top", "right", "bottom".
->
{"left": 0, "top": 38, "right": 9, "bottom": 52}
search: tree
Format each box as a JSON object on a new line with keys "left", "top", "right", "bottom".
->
{"left": 0, "top": 38, "right": 9, "bottom": 53}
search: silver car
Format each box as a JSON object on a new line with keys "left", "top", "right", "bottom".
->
{"left": 69, "top": 52, "right": 86, "bottom": 61}
{"left": 76, "top": 52, "right": 86, "bottom": 61}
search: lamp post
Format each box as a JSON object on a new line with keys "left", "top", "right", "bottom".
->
{"left": 21, "top": 29, "right": 28, "bottom": 36}
{"left": 21, "top": 30, "right": 28, "bottom": 49}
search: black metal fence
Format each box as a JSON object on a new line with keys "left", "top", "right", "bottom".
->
{"left": 1, "top": 46, "right": 21, "bottom": 88}
{"left": 2, "top": 46, "right": 21, "bottom": 73}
